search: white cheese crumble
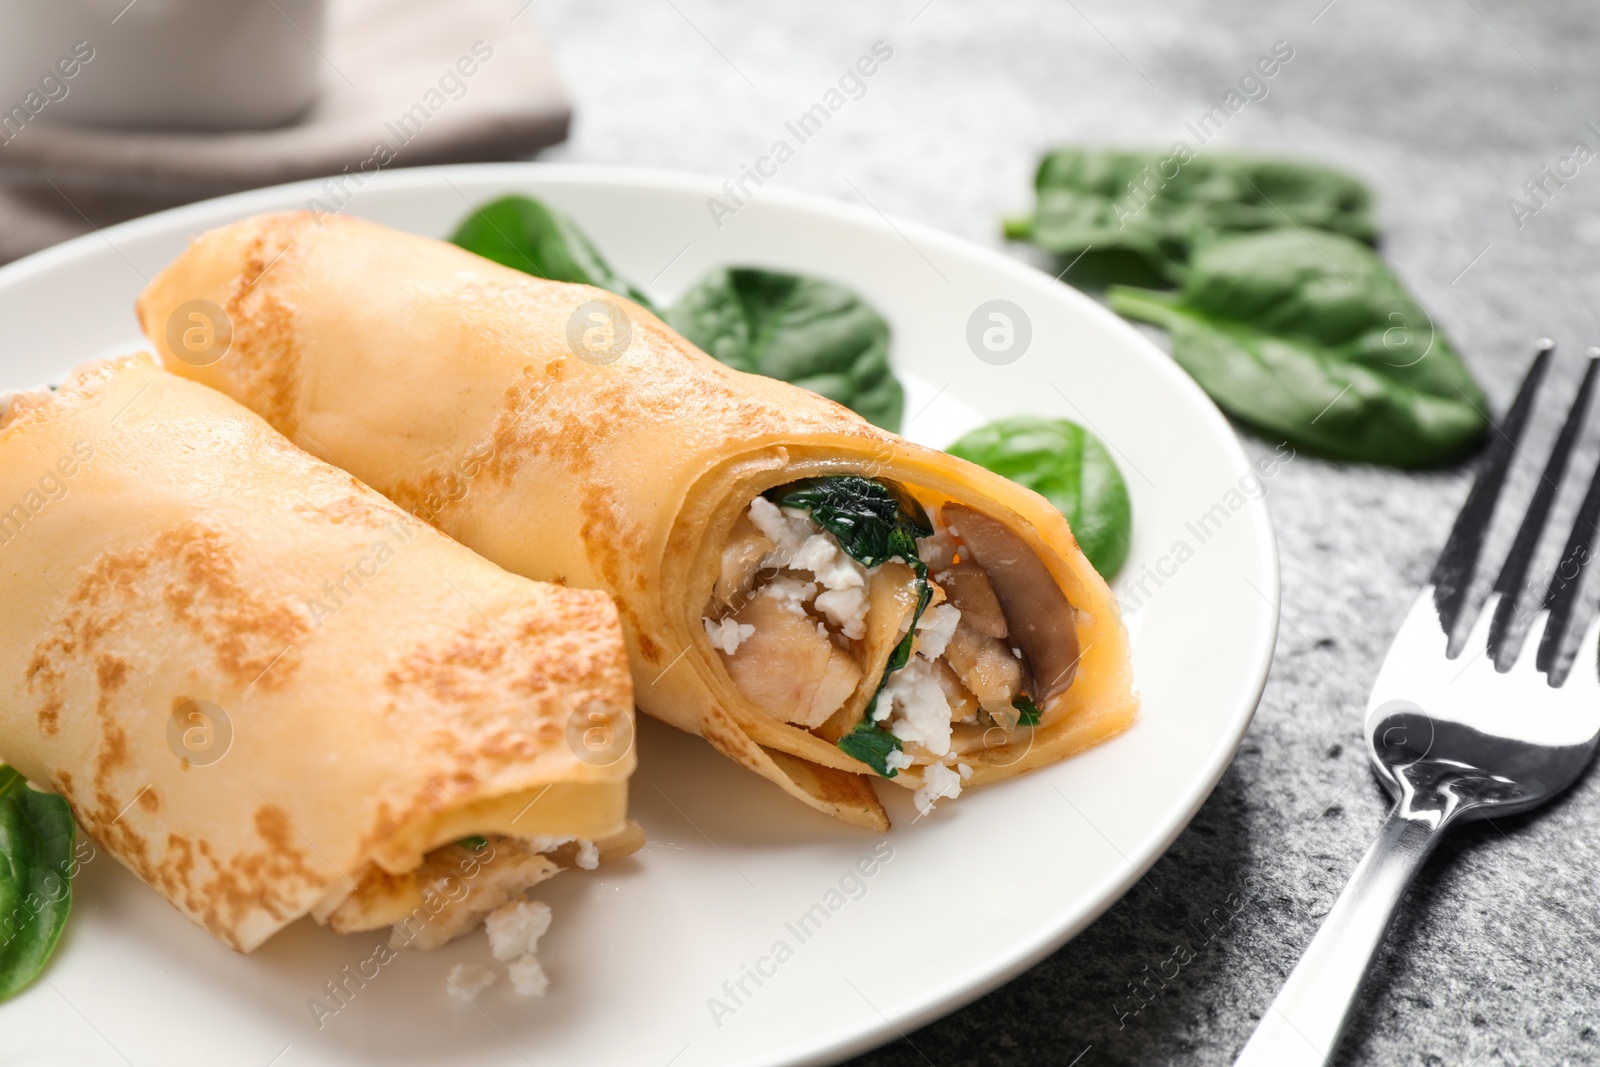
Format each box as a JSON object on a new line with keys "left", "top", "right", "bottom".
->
{"left": 527, "top": 835, "right": 575, "bottom": 854}
{"left": 485, "top": 899, "right": 553, "bottom": 961}
{"left": 761, "top": 576, "right": 818, "bottom": 616}
{"left": 815, "top": 586, "right": 869, "bottom": 640}
{"left": 575, "top": 839, "right": 599, "bottom": 870}
{"left": 791, "top": 533, "right": 867, "bottom": 591}
{"left": 917, "top": 527, "right": 959, "bottom": 570}
{"left": 507, "top": 953, "right": 550, "bottom": 997}
{"left": 704, "top": 615, "right": 755, "bottom": 654}
{"left": 748, "top": 496, "right": 815, "bottom": 564}
{"left": 447, "top": 962, "right": 498, "bottom": 1000}
{"left": 914, "top": 761, "right": 965, "bottom": 815}
{"left": 884, "top": 748, "right": 915, "bottom": 773}
{"left": 880, "top": 657, "right": 956, "bottom": 757}
{"left": 915, "top": 603, "right": 961, "bottom": 660}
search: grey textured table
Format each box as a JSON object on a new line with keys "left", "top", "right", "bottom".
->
{"left": 534, "top": 2, "right": 1600, "bottom": 1064}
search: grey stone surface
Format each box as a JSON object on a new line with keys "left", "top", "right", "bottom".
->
{"left": 533, "top": 1, "right": 1600, "bottom": 1064}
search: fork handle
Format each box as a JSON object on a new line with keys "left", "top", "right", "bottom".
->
{"left": 1232, "top": 805, "right": 1444, "bottom": 1066}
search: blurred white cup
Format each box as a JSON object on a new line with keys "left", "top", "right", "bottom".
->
{"left": 0, "top": 0, "right": 326, "bottom": 131}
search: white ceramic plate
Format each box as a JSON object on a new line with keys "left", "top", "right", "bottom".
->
{"left": 0, "top": 164, "right": 1277, "bottom": 1067}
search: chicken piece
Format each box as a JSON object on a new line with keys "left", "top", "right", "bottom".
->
{"left": 936, "top": 560, "right": 1007, "bottom": 640}
{"left": 719, "top": 588, "right": 864, "bottom": 728}
{"left": 932, "top": 657, "right": 981, "bottom": 721}
{"left": 942, "top": 620, "right": 1024, "bottom": 718}
{"left": 715, "top": 514, "right": 775, "bottom": 610}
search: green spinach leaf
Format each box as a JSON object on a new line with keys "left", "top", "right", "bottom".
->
{"left": 1013, "top": 695, "right": 1042, "bottom": 728}
{"left": 0, "top": 766, "right": 75, "bottom": 1002}
{"left": 449, "top": 195, "right": 657, "bottom": 310}
{"left": 1108, "top": 228, "right": 1488, "bottom": 467}
{"left": 1004, "top": 148, "right": 1377, "bottom": 288}
{"left": 667, "top": 268, "right": 904, "bottom": 431}
{"left": 837, "top": 720, "right": 904, "bottom": 779}
{"left": 947, "top": 416, "right": 1132, "bottom": 580}
{"left": 771, "top": 477, "right": 933, "bottom": 573}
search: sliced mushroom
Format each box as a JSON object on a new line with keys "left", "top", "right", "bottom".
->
{"left": 942, "top": 504, "right": 1081, "bottom": 702}
{"left": 935, "top": 560, "right": 1007, "bottom": 639}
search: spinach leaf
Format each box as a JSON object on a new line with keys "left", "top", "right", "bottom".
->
{"left": 667, "top": 268, "right": 904, "bottom": 431}
{"left": 947, "top": 416, "right": 1132, "bottom": 580}
{"left": 456, "top": 836, "right": 488, "bottom": 851}
{"left": 449, "top": 194, "right": 657, "bottom": 311}
{"left": 1108, "top": 228, "right": 1488, "bottom": 467}
{"left": 883, "top": 581, "right": 935, "bottom": 678}
{"left": 0, "top": 766, "right": 75, "bottom": 1002}
{"left": 837, "top": 720, "right": 904, "bottom": 779}
{"left": 771, "top": 477, "right": 933, "bottom": 573}
{"left": 1013, "top": 695, "right": 1042, "bottom": 727}
{"left": 1004, "top": 148, "right": 1377, "bottom": 288}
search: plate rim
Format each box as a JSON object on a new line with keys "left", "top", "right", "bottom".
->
{"left": 0, "top": 161, "right": 1280, "bottom": 1067}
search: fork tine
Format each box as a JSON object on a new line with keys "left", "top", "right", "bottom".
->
{"left": 1538, "top": 347, "right": 1600, "bottom": 674}
{"left": 1487, "top": 349, "right": 1600, "bottom": 662}
{"left": 1431, "top": 340, "right": 1554, "bottom": 634}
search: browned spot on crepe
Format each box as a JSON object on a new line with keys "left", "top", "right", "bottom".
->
{"left": 28, "top": 523, "right": 308, "bottom": 742}
{"left": 219, "top": 216, "right": 312, "bottom": 438}
{"left": 698, "top": 705, "right": 768, "bottom": 775}
{"left": 385, "top": 616, "right": 510, "bottom": 706}
{"left": 292, "top": 481, "right": 402, "bottom": 530}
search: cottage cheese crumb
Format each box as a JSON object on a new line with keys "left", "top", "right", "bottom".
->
{"left": 748, "top": 496, "right": 815, "bottom": 563}
{"left": 884, "top": 748, "right": 915, "bottom": 773}
{"left": 704, "top": 615, "right": 756, "bottom": 654}
{"left": 815, "top": 586, "right": 869, "bottom": 639}
{"left": 575, "top": 839, "right": 599, "bottom": 870}
{"left": 485, "top": 899, "right": 553, "bottom": 961}
{"left": 882, "top": 657, "right": 955, "bottom": 756}
{"left": 915, "top": 603, "right": 961, "bottom": 660}
{"left": 791, "top": 533, "right": 867, "bottom": 590}
{"left": 759, "top": 576, "right": 818, "bottom": 616}
{"left": 917, "top": 527, "right": 959, "bottom": 571}
{"left": 528, "top": 835, "right": 575, "bottom": 854}
{"left": 447, "top": 962, "right": 498, "bottom": 1000}
{"left": 914, "top": 762, "right": 965, "bottom": 815}
{"left": 507, "top": 953, "right": 550, "bottom": 997}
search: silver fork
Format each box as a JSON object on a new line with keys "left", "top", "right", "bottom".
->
{"left": 1234, "top": 342, "right": 1600, "bottom": 1066}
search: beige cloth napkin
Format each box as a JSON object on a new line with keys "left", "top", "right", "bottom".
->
{"left": 0, "top": 0, "right": 569, "bottom": 263}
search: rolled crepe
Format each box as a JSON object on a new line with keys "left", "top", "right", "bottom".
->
{"left": 0, "top": 355, "right": 637, "bottom": 952}
{"left": 139, "top": 212, "right": 1138, "bottom": 831}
